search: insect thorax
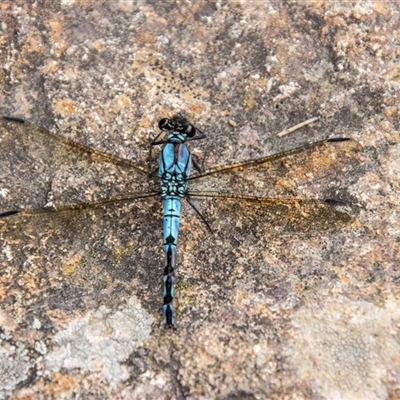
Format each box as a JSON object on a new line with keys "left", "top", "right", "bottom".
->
{"left": 159, "top": 140, "right": 192, "bottom": 198}
{"left": 160, "top": 172, "right": 188, "bottom": 197}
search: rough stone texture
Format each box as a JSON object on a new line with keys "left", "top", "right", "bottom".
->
{"left": 0, "top": 1, "right": 399, "bottom": 399}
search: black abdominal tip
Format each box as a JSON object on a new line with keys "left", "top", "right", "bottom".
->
{"left": 2, "top": 116, "right": 25, "bottom": 123}
{"left": 327, "top": 138, "right": 351, "bottom": 142}
{"left": 324, "top": 199, "right": 347, "bottom": 206}
{"left": 164, "top": 307, "right": 175, "bottom": 329}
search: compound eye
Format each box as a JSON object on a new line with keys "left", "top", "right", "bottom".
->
{"left": 159, "top": 118, "right": 172, "bottom": 131}
{"left": 184, "top": 124, "right": 196, "bottom": 137}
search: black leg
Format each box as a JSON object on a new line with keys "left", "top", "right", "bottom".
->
{"left": 186, "top": 196, "right": 214, "bottom": 234}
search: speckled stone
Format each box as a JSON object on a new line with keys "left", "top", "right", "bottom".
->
{"left": 1, "top": 1, "right": 400, "bottom": 399}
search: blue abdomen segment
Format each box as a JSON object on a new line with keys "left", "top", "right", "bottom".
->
{"left": 163, "top": 196, "right": 181, "bottom": 252}
{"left": 159, "top": 138, "right": 192, "bottom": 327}
{"left": 161, "top": 196, "right": 182, "bottom": 327}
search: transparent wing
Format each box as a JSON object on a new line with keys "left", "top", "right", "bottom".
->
{"left": 175, "top": 139, "right": 364, "bottom": 320}
{"left": 190, "top": 138, "right": 364, "bottom": 200}
{"left": 0, "top": 117, "right": 163, "bottom": 328}
{"left": 187, "top": 194, "right": 355, "bottom": 234}
{"left": 0, "top": 117, "right": 154, "bottom": 212}
{"left": 0, "top": 200, "right": 163, "bottom": 327}
{"left": 185, "top": 137, "right": 363, "bottom": 240}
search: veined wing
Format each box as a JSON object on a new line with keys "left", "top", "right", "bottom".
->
{"left": 0, "top": 117, "right": 154, "bottom": 213}
{"left": 190, "top": 138, "right": 364, "bottom": 200}
{"left": 187, "top": 137, "right": 364, "bottom": 234}
{"left": 187, "top": 193, "right": 354, "bottom": 234}
{"left": 1, "top": 117, "right": 148, "bottom": 172}
{"left": 0, "top": 117, "right": 162, "bottom": 328}
{"left": 0, "top": 197, "right": 162, "bottom": 327}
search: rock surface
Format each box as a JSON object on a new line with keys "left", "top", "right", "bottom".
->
{"left": 0, "top": 1, "right": 399, "bottom": 399}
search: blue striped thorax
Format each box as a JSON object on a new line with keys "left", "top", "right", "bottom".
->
{"left": 160, "top": 172, "right": 188, "bottom": 197}
{"left": 166, "top": 131, "right": 186, "bottom": 143}
{"left": 159, "top": 137, "right": 191, "bottom": 198}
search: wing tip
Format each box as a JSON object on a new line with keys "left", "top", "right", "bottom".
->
{"left": 0, "top": 210, "right": 19, "bottom": 218}
{"left": 324, "top": 198, "right": 348, "bottom": 206}
{"left": 327, "top": 138, "right": 351, "bottom": 143}
{"left": 2, "top": 116, "right": 26, "bottom": 124}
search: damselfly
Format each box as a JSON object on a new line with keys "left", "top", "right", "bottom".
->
{"left": 0, "top": 115, "right": 362, "bottom": 328}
